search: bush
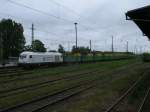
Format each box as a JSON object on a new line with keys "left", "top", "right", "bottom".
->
{"left": 142, "top": 53, "right": 150, "bottom": 62}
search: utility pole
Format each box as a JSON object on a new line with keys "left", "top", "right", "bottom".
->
{"left": 0, "top": 33, "right": 3, "bottom": 64}
{"left": 126, "top": 41, "right": 128, "bottom": 53}
{"left": 89, "top": 40, "right": 92, "bottom": 52}
{"left": 134, "top": 45, "right": 137, "bottom": 54}
{"left": 112, "top": 36, "right": 114, "bottom": 53}
{"left": 74, "top": 23, "right": 78, "bottom": 48}
{"left": 31, "top": 24, "right": 35, "bottom": 46}
{"left": 140, "top": 46, "right": 142, "bottom": 54}
{"left": 68, "top": 41, "right": 70, "bottom": 52}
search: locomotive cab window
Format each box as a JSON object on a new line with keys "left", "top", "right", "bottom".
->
{"left": 20, "top": 55, "right": 27, "bottom": 59}
{"left": 29, "top": 55, "right": 32, "bottom": 58}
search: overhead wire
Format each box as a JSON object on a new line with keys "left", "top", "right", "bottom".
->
{"left": 4, "top": 0, "right": 121, "bottom": 51}
{"left": 7, "top": 0, "right": 102, "bottom": 42}
{"left": 8, "top": 0, "right": 99, "bottom": 37}
{"left": 48, "top": 0, "right": 82, "bottom": 19}
{"left": 0, "top": 12, "right": 75, "bottom": 41}
{"left": 0, "top": 15, "right": 95, "bottom": 47}
{"left": 47, "top": 0, "right": 99, "bottom": 39}
{"left": 48, "top": 0, "right": 100, "bottom": 30}
{"left": 6, "top": 0, "right": 94, "bottom": 39}
{"left": 7, "top": 0, "right": 74, "bottom": 23}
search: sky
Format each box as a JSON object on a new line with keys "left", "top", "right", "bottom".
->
{"left": 0, "top": 0, "right": 150, "bottom": 53}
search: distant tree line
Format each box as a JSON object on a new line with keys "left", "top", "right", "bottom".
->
{"left": 57, "top": 44, "right": 91, "bottom": 55}
{"left": 71, "top": 46, "right": 91, "bottom": 55}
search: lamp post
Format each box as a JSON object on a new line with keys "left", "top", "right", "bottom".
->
{"left": 74, "top": 23, "right": 78, "bottom": 48}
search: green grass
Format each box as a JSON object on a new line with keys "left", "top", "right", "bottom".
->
{"left": 0, "top": 59, "right": 137, "bottom": 81}
{"left": 43, "top": 62, "right": 148, "bottom": 112}
{"left": 121, "top": 70, "right": 150, "bottom": 111}
{"left": 0, "top": 59, "right": 141, "bottom": 110}
{"left": 0, "top": 59, "right": 138, "bottom": 91}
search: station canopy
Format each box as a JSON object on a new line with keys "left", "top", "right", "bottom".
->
{"left": 126, "top": 5, "right": 150, "bottom": 39}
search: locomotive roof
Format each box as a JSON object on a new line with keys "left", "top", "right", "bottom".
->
{"left": 126, "top": 5, "right": 150, "bottom": 39}
{"left": 20, "top": 51, "right": 62, "bottom": 55}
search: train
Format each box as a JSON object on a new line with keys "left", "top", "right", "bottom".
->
{"left": 18, "top": 51, "right": 63, "bottom": 67}
{"left": 18, "top": 51, "right": 135, "bottom": 68}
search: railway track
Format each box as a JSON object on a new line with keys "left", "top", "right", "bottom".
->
{"left": 0, "top": 62, "right": 143, "bottom": 112}
{"left": 104, "top": 70, "right": 149, "bottom": 112}
{"left": 0, "top": 68, "right": 25, "bottom": 75}
{"left": 0, "top": 66, "right": 18, "bottom": 70}
{"left": 0, "top": 62, "right": 140, "bottom": 84}
{"left": 0, "top": 65, "right": 75, "bottom": 76}
{"left": 0, "top": 63, "right": 138, "bottom": 99}
{"left": 0, "top": 67, "right": 100, "bottom": 86}
{"left": 0, "top": 61, "right": 144, "bottom": 112}
{"left": 0, "top": 68, "right": 104, "bottom": 98}
{"left": 0, "top": 63, "right": 143, "bottom": 112}
{"left": 0, "top": 71, "right": 32, "bottom": 78}
{"left": 0, "top": 73, "right": 102, "bottom": 112}
{"left": 137, "top": 87, "right": 150, "bottom": 112}
{"left": 0, "top": 69, "right": 19, "bottom": 75}
{"left": 0, "top": 65, "right": 100, "bottom": 82}
{"left": 0, "top": 67, "right": 90, "bottom": 85}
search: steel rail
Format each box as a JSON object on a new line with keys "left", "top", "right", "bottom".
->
{"left": 0, "top": 78, "right": 98, "bottom": 112}
{"left": 137, "top": 87, "right": 150, "bottom": 112}
{"left": 104, "top": 71, "right": 148, "bottom": 112}
{"left": 0, "top": 69, "right": 102, "bottom": 98}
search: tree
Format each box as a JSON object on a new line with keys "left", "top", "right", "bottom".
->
{"left": 32, "top": 40, "right": 46, "bottom": 52}
{"left": 23, "top": 45, "right": 32, "bottom": 51}
{"left": 79, "top": 46, "right": 90, "bottom": 55}
{"left": 71, "top": 46, "right": 90, "bottom": 55}
{"left": 72, "top": 46, "right": 78, "bottom": 54}
{"left": 58, "top": 44, "right": 65, "bottom": 53}
{"left": 0, "top": 19, "right": 25, "bottom": 60}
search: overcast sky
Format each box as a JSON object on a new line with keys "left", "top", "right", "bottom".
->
{"left": 0, "top": 0, "right": 150, "bottom": 53}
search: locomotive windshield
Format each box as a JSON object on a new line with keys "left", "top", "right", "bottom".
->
{"left": 20, "top": 54, "right": 27, "bottom": 59}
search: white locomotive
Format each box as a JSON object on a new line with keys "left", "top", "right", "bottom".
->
{"left": 18, "top": 51, "right": 63, "bottom": 67}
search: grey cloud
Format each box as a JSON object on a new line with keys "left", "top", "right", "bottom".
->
{"left": 0, "top": 0, "right": 150, "bottom": 52}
